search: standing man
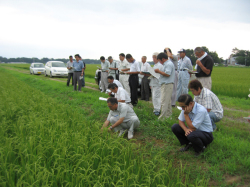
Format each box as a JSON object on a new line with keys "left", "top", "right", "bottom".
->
{"left": 99, "top": 56, "right": 110, "bottom": 93}
{"left": 188, "top": 80, "right": 223, "bottom": 130}
{"left": 176, "top": 49, "right": 193, "bottom": 100}
{"left": 108, "top": 56, "right": 118, "bottom": 80}
{"left": 101, "top": 98, "right": 140, "bottom": 139}
{"left": 150, "top": 52, "right": 163, "bottom": 116}
{"left": 140, "top": 56, "right": 151, "bottom": 101}
{"left": 164, "top": 48, "right": 179, "bottom": 107}
{"left": 125, "top": 54, "right": 140, "bottom": 106}
{"left": 79, "top": 56, "right": 86, "bottom": 88}
{"left": 155, "top": 53, "right": 175, "bottom": 120}
{"left": 118, "top": 53, "right": 131, "bottom": 95}
{"left": 194, "top": 47, "right": 214, "bottom": 90}
{"left": 171, "top": 94, "right": 214, "bottom": 156}
{"left": 66, "top": 55, "right": 74, "bottom": 86}
{"left": 73, "top": 54, "right": 84, "bottom": 91}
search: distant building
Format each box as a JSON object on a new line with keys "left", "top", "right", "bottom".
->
{"left": 227, "top": 57, "right": 237, "bottom": 65}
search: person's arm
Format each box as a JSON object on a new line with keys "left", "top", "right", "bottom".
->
{"left": 154, "top": 69, "right": 170, "bottom": 77}
{"left": 101, "top": 120, "right": 110, "bottom": 130}
{"left": 196, "top": 60, "right": 210, "bottom": 75}
{"left": 121, "top": 68, "right": 130, "bottom": 71}
{"left": 126, "top": 71, "right": 139, "bottom": 74}
{"left": 110, "top": 117, "right": 125, "bottom": 129}
{"left": 117, "top": 99, "right": 125, "bottom": 103}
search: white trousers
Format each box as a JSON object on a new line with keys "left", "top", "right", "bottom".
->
{"left": 197, "top": 77, "right": 212, "bottom": 90}
{"left": 110, "top": 116, "right": 140, "bottom": 132}
{"left": 158, "top": 83, "right": 173, "bottom": 120}
{"left": 119, "top": 74, "right": 130, "bottom": 95}
{"left": 171, "top": 71, "right": 178, "bottom": 106}
{"left": 151, "top": 85, "right": 161, "bottom": 112}
{"left": 101, "top": 72, "right": 109, "bottom": 91}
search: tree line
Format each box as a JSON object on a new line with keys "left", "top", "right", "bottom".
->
{"left": 0, "top": 47, "right": 248, "bottom": 65}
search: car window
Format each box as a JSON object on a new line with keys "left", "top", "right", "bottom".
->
{"left": 34, "top": 64, "right": 45, "bottom": 68}
{"left": 51, "top": 62, "right": 65, "bottom": 67}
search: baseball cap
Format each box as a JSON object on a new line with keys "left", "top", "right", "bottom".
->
{"left": 178, "top": 48, "right": 186, "bottom": 53}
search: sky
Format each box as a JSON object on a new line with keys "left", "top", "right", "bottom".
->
{"left": 0, "top": 0, "right": 250, "bottom": 61}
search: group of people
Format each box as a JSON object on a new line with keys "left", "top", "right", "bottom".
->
{"left": 67, "top": 47, "right": 224, "bottom": 156}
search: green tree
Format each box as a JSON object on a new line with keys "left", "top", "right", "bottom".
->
{"left": 231, "top": 48, "right": 250, "bottom": 66}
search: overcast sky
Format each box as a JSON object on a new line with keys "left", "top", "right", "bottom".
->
{"left": 0, "top": 0, "right": 250, "bottom": 61}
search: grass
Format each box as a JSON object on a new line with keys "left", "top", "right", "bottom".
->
{"left": 1, "top": 64, "right": 250, "bottom": 186}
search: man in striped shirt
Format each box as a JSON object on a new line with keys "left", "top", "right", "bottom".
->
{"left": 188, "top": 80, "right": 223, "bottom": 130}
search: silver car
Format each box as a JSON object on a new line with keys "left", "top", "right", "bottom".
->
{"left": 30, "top": 63, "right": 45, "bottom": 75}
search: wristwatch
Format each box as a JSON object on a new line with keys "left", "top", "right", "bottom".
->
{"left": 109, "top": 126, "right": 113, "bottom": 129}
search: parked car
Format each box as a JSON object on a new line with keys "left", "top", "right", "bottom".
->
{"left": 30, "top": 63, "right": 45, "bottom": 75}
{"left": 44, "top": 61, "right": 68, "bottom": 77}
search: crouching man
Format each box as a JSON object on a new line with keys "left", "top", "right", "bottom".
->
{"left": 101, "top": 98, "right": 140, "bottom": 139}
{"left": 171, "top": 94, "right": 214, "bottom": 156}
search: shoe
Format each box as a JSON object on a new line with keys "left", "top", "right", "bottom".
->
{"left": 154, "top": 112, "right": 160, "bottom": 116}
{"left": 194, "top": 146, "right": 205, "bottom": 157}
{"left": 118, "top": 129, "right": 127, "bottom": 137}
{"left": 128, "top": 131, "right": 133, "bottom": 139}
{"left": 172, "top": 105, "right": 175, "bottom": 107}
{"left": 180, "top": 143, "right": 192, "bottom": 152}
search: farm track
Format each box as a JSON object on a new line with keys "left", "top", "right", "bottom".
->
{"left": 2, "top": 66, "right": 250, "bottom": 125}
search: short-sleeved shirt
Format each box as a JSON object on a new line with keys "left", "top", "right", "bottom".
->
{"left": 113, "top": 80, "right": 123, "bottom": 88}
{"left": 179, "top": 56, "right": 193, "bottom": 71}
{"left": 109, "top": 61, "right": 118, "bottom": 74}
{"left": 130, "top": 60, "right": 140, "bottom": 72}
{"left": 107, "top": 103, "right": 138, "bottom": 123}
{"left": 101, "top": 60, "right": 110, "bottom": 71}
{"left": 115, "top": 87, "right": 131, "bottom": 103}
{"left": 73, "top": 60, "right": 84, "bottom": 71}
{"left": 118, "top": 59, "right": 130, "bottom": 72}
{"left": 178, "top": 102, "right": 213, "bottom": 132}
{"left": 159, "top": 59, "right": 175, "bottom": 85}
{"left": 141, "top": 62, "right": 151, "bottom": 72}
{"left": 194, "top": 88, "right": 223, "bottom": 119}
{"left": 196, "top": 55, "right": 214, "bottom": 77}
{"left": 150, "top": 62, "right": 163, "bottom": 86}
{"left": 170, "top": 54, "right": 178, "bottom": 70}
{"left": 67, "top": 61, "right": 74, "bottom": 73}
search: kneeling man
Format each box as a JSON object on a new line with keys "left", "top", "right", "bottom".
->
{"left": 189, "top": 80, "right": 223, "bottom": 130}
{"left": 171, "top": 94, "right": 213, "bottom": 156}
{"left": 102, "top": 98, "right": 140, "bottom": 139}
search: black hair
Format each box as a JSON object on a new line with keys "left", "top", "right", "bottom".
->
{"left": 157, "top": 52, "right": 168, "bottom": 61}
{"left": 108, "top": 83, "right": 118, "bottom": 89}
{"left": 177, "top": 94, "right": 193, "bottom": 106}
{"left": 107, "top": 97, "right": 118, "bottom": 105}
{"left": 119, "top": 53, "right": 125, "bottom": 57}
{"left": 100, "top": 56, "right": 105, "bottom": 60}
{"left": 188, "top": 80, "right": 203, "bottom": 91}
{"left": 69, "top": 55, "right": 73, "bottom": 58}
{"left": 75, "top": 54, "right": 80, "bottom": 58}
{"left": 125, "top": 54, "right": 133, "bottom": 59}
{"left": 107, "top": 76, "right": 114, "bottom": 80}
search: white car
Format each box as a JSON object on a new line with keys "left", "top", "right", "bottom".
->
{"left": 30, "top": 63, "right": 45, "bottom": 75}
{"left": 44, "top": 61, "right": 68, "bottom": 77}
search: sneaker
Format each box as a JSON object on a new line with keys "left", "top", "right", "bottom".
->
{"left": 180, "top": 142, "right": 192, "bottom": 152}
{"left": 154, "top": 112, "right": 160, "bottom": 116}
{"left": 128, "top": 131, "right": 133, "bottom": 140}
{"left": 118, "top": 129, "right": 127, "bottom": 137}
{"left": 194, "top": 146, "right": 205, "bottom": 157}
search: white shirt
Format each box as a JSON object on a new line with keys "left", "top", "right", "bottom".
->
{"left": 115, "top": 87, "right": 131, "bottom": 103}
{"left": 113, "top": 80, "right": 123, "bottom": 88}
{"left": 150, "top": 62, "right": 163, "bottom": 86}
{"left": 140, "top": 62, "right": 151, "bottom": 72}
{"left": 130, "top": 60, "right": 140, "bottom": 72}
{"left": 118, "top": 59, "right": 130, "bottom": 72}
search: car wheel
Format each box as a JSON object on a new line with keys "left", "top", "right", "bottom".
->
{"left": 45, "top": 71, "right": 47, "bottom": 76}
{"left": 30, "top": 70, "right": 32, "bottom": 74}
{"left": 33, "top": 71, "right": 35, "bottom": 75}
{"left": 50, "top": 72, "right": 53, "bottom": 78}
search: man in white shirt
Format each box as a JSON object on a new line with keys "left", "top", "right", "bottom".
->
{"left": 139, "top": 56, "right": 151, "bottom": 101}
{"left": 66, "top": 55, "right": 74, "bottom": 86}
{"left": 108, "top": 56, "right": 118, "bottom": 80}
{"left": 101, "top": 98, "right": 140, "bottom": 139}
{"left": 108, "top": 83, "right": 133, "bottom": 108}
{"left": 188, "top": 80, "right": 223, "bottom": 130}
{"left": 107, "top": 76, "right": 123, "bottom": 88}
{"left": 99, "top": 56, "right": 110, "bottom": 93}
{"left": 150, "top": 52, "right": 163, "bottom": 116}
{"left": 118, "top": 53, "right": 131, "bottom": 95}
{"left": 125, "top": 54, "right": 140, "bottom": 106}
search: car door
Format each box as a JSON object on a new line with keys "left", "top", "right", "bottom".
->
{"left": 30, "top": 63, "right": 33, "bottom": 72}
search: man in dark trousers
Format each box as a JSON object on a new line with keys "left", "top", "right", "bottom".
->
{"left": 125, "top": 54, "right": 140, "bottom": 106}
{"left": 73, "top": 54, "right": 84, "bottom": 92}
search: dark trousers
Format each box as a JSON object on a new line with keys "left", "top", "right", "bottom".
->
{"left": 73, "top": 72, "right": 82, "bottom": 91}
{"left": 67, "top": 73, "right": 74, "bottom": 86}
{"left": 82, "top": 74, "right": 85, "bottom": 87}
{"left": 171, "top": 123, "right": 213, "bottom": 152}
{"left": 129, "top": 74, "right": 139, "bottom": 105}
{"left": 141, "top": 76, "right": 150, "bottom": 100}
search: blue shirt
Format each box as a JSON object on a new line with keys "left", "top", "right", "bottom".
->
{"left": 73, "top": 60, "right": 84, "bottom": 71}
{"left": 159, "top": 59, "right": 175, "bottom": 85}
{"left": 178, "top": 102, "right": 213, "bottom": 132}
